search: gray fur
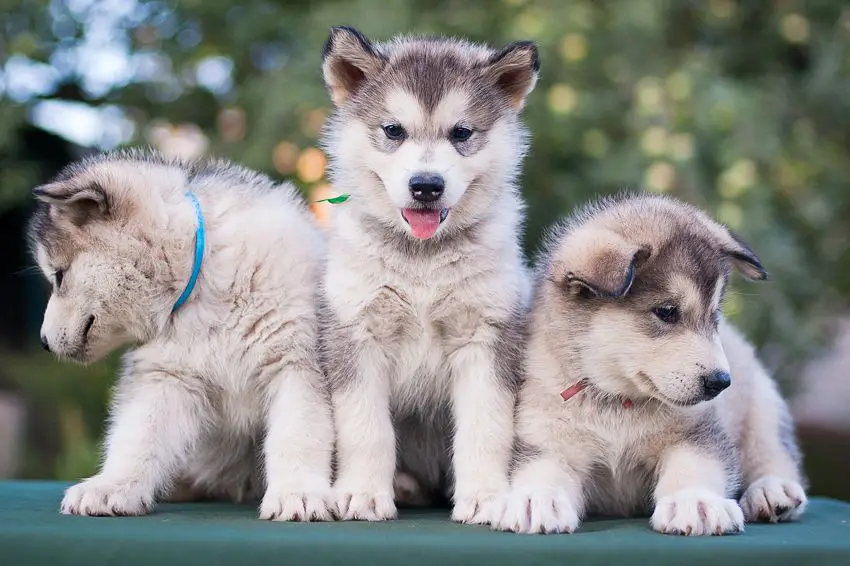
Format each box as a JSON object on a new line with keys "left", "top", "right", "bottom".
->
{"left": 777, "top": 400, "right": 808, "bottom": 488}
{"left": 320, "top": 27, "right": 537, "bottom": 523}
{"left": 510, "top": 437, "right": 543, "bottom": 472}
{"left": 30, "top": 148, "right": 335, "bottom": 521}
{"left": 494, "top": 193, "right": 808, "bottom": 535}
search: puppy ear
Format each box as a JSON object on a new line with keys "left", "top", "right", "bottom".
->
{"left": 724, "top": 230, "right": 768, "bottom": 281}
{"left": 553, "top": 228, "right": 651, "bottom": 298}
{"left": 322, "top": 26, "right": 386, "bottom": 106}
{"left": 32, "top": 181, "right": 109, "bottom": 226}
{"left": 483, "top": 41, "right": 539, "bottom": 109}
{"left": 684, "top": 205, "right": 768, "bottom": 281}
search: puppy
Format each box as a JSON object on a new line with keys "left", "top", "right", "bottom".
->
{"left": 494, "top": 193, "right": 807, "bottom": 535}
{"left": 319, "top": 27, "right": 536, "bottom": 522}
{"left": 29, "top": 149, "right": 334, "bottom": 521}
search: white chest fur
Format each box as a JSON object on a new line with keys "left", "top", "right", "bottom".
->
{"left": 324, "top": 213, "right": 527, "bottom": 416}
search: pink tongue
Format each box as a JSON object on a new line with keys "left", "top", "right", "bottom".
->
{"left": 403, "top": 208, "right": 441, "bottom": 239}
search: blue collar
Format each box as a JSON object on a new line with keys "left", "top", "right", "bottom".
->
{"left": 171, "top": 192, "right": 205, "bottom": 313}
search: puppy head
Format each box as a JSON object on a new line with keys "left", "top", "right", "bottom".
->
{"left": 321, "top": 26, "right": 538, "bottom": 240}
{"left": 545, "top": 195, "right": 767, "bottom": 407}
{"left": 28, "top": 151, "right": 189, "bottom": 363}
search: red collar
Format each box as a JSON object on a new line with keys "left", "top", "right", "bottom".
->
{"left": 560, "top": 380, "right": 587, "bottom": 401}
{"left": 560, "top": 380, "right": 634, "bottom": 409}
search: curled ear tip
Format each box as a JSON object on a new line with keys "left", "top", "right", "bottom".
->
{"left": 32, "top": 184, "right": 60, "bottom": 199}
{"left": 504, "top": 40, "right": 540, "bottom": 69}
{"left": 330, "top": 25, "right": 370, "bottom": 42}
{"left": 529, "top": 45, "right": 540, "bottom": 72}
{"left": 324, "top": 26, "right": 356, "bottom": 57}
{"left": 324, "top": 27, "right": 343, "bottom": 56}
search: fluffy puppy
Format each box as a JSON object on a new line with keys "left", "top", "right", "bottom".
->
{"left": 29, "top": 149, "right": 334, "bottom": 521}
{"left": 494, "top": 193, "right": 807, "bottom": 535}
{"left": 319, "top": 27, "right": 536, "bottom": 522}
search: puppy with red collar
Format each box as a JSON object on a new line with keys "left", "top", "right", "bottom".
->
{"left": 494, "top": 193, "right": 807, "bottom": 535}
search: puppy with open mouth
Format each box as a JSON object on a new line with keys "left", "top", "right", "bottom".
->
{"left": 319, "top": 26, "right": 537, "bottom": 522}
{"left": 493, "top": 193, "right": 807, "bottom": 535}
{"left": 400, "top": 200, "right": 450, "bottom": 240}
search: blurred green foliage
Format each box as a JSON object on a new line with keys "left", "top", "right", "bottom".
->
{"left": 1, "top": 0, "right": 849, "bottom": 480}
{"left": 1, "top": 350, "right": 118, "bottom": 479}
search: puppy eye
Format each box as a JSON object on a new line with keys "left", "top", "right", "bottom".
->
{"left": 449, "top": 126, "right": 473, "bottom": 143}
{"left": 54, "top": 269, "right": 65, "bottom": 289}
{"left": 382, "top": 124, "right": 406, "bottom": 141}
{"left": 652, "top": 305, "right": 679, "bottom": 324}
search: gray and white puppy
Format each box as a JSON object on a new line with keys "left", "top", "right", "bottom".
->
{"left": 493, "top": 193, "right": 807, "bottom": 535}
{"left": 319, "top": 27, "right": 536, "bottom": 522}
{"left": 29, "top": 149, "right": 334, "bottom": 521}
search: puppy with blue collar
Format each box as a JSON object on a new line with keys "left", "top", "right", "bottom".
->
{"left": 30, "top": 149, "right": 334, "bottom": 521}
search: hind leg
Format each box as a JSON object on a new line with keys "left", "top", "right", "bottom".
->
{"left": 738, "top": 386, "right": 807, "bottom": 522}
{"left": 394, "top": 416, "right": 450, "bottom": 508}
{"left": 723, "top": 324, "right": 808, "bottom": 522}
{"left": 393, "top": 471, "right": 430, "bottom": 507}
{"left": 740, "top": 474, "right": 807, "bottom": 523}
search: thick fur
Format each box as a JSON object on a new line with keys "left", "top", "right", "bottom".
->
{"left": 493, "top": 193, "right": 807, "bottom": 535}
{"left": 320, "top": 27, "right": 536, "bottom": 522}
{"left": 29, "top": 149, "right": 334, "bottom": 521}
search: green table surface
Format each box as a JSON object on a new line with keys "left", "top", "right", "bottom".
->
{"left": 1, "top": 482, "right": 849, "bottom": 566}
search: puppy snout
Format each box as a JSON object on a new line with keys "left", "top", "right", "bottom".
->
{"left": 40, "top": 335, "right": 51, "bottom": 353}
{"left": 701, "top": 370, "right": 731, "bottom": 399}
{"left": 409, "top": 173, "right": 445, "bottom": 203}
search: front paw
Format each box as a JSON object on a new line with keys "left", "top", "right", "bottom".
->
{"left": 651, "top": 489, "right": 744, "bottom": 536}
{"left": 451, "top": 491, "right": 507, "bottom": 525}
{"left": 60, "top": 476, "right": 154, "bottom": 516}
{"left": 740, "top": 475, "right": 807, "bottom": 523}
{"left": 335, "top": 490, "right": 397, "bottom": 521}
{"left": 492, "top": 488, "right": 581, "bottom": 534}
{"left": 260, "top": 485, "right": 335, "bottom": 522}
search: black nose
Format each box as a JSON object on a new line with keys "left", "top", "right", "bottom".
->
{"left": 409, "top": 173, "right": 445, "bottom": 203}
{"left": 40, "top": 336, "right": 50, "bottom": 353}
{"left": 702, "top": 370, "right": 731, "bottom": 399}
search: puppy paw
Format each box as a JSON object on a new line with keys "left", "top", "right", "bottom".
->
{"left": 335, "top": 491, "right": 397, "bottom": 521}
{"left": 651, "top": 489, "right": 744, "bottom": 536}
{"left": 393, "top": 471, "right": 430, "bottom": 507}
{"left": 60, "top": 476, "right": 154, "bottom": 516}
{"left": 451, "top": 491, "right": 506, "bottom": 525}
{"left": 260, "top": 486, "right": 335, "bottom": 522}
{"left": 740, "top": 475, "right": 807, "bottom": 523}
{"left": 491, "top": 488, "right": 581, "bottom": 534}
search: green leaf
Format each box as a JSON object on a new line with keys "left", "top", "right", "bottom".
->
{"left": 314, "top": 194, "right": 350, "bottom": 204}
